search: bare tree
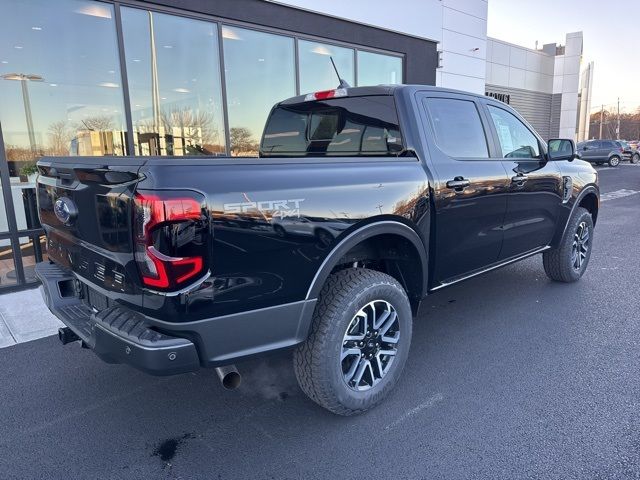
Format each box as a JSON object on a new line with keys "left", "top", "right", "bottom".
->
{"left": 161, "top": 107, "right": 223, "bottom": 154}
{"left": 47, "top": 120, "right": 72, "bottom": 156}
{"left": 230, "top": 127, "right": 258, "bottom": 156}
{"left": 78, "top": 115, "right": 115, "bottom": 132}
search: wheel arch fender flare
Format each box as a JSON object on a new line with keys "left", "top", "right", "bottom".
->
{"left": 555, "top": 184, "right": 599, "bottom": 245}
{"left": 305, "top": 220, "right": 429, "bottom": 301}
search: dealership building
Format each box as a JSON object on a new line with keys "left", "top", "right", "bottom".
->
{"left": 0, "top": 0, "right": 594, "bottom": 291}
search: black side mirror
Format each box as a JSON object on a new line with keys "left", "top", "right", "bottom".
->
{"left": 548, "top": 138, "right": 577, "bottom": 162}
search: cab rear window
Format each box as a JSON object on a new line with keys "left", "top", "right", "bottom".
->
{"left": 260, "top": 96, "right": 403, "bottom": 157}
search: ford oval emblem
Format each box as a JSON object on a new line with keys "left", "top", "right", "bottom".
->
{"left": 54, "top": 197, "right": 78, "bottom": 225}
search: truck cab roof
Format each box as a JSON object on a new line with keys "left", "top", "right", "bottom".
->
{"left": 278, "top": 84, "right": 490, "bottom": 106}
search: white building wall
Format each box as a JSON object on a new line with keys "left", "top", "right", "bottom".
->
{"left": 485, "top": 39, "right": 554, "bottom": 93}
{"left": 556, "top": 32, "right": 583, "bottom": 139}
{"left": 438, "top": 0, "right": 488, "bottom": 93}
{"left": 267, "top": 0, "right": 489, "bottom": 94}
{"left": 577, "top": 61, "right": 594, "bottom": 142}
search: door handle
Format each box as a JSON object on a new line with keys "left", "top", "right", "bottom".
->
{"left": 446, "top": 177, "right": 471, "bottom": 191}
{"left": 511, "top": 174, "right": 529, "bottom": 185}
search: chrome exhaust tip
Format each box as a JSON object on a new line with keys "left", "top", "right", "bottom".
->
{"left": 215, "top": 365, "right": 241, "bottom": 390}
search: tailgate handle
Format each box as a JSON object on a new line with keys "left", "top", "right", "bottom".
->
{"left": 47, "top": 167, "right": 73, "bottom": 180}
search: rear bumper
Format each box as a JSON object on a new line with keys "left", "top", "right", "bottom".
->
{"left": 35, "top": 261, "right": 317, "bottom": 375}
{"left": 35, "top": 262, "right": 200, "bottom": 375}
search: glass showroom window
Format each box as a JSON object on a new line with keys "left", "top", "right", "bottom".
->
{"left": 121, "top": 8, "right": 226, "bottom": 156}
{"left": 298, "top": 40, "right": 354, "bottom": 94}
{"left": 357, "top": 51, "right": 403, "bottom": 86}
{"left": 222, "top": 26, "right": 295, "bottom": 156}
{"left": 0, "top": 0, "right": 127, "bottom": 168}
{"left": 0, "top": 0, "right": 127, "bottom": 286}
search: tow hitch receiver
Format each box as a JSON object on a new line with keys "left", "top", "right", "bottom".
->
{"left": 58, "top": 326, "right": 80, "bottom": 345}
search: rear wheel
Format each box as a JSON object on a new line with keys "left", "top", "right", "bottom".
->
{"left": 543, "top": 206, "right": 594, "bottom": 283}
{"left": 293, "top": 268, "right": 412, "bottom": 416}
{"left": 608, "top": 156, "right": 621, "bottom": 167}
{"left": 631, "top": 153, "right": 640, "bottom": 164}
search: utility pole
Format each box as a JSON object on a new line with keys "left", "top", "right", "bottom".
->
{"left": 616, "top": 98, "right": 620, "bottom": 140}
{"left": 599, "top": 104, "right": 603, "bottom": 140}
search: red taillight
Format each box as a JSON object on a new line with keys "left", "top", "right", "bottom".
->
{"left": 304, "top": 88, "right": 347, "bottom": 101}
{"left": 133, "top": 192, "right": 206, "bottom": 290}
{"left": 621, "top": 147, "right": 624, "bottom": 153}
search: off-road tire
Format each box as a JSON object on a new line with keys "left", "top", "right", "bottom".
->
{"left": 543, "top": 206, "right": 594, "bottom": 282}
{"left": 293, "top": 268, "right": 412, "bottom": 416}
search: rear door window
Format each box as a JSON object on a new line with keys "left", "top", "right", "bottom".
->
{"left": 260, "top": 96, "right": 403, "bottom": 157}
{"left": 423, "top": 98, "right": 489, "bottom": 159}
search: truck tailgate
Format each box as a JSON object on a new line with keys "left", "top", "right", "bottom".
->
{"left": 37, "top": 157, "right": 146, "bottom": 296}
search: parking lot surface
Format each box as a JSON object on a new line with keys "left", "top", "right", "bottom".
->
{"left": 1, "top": 164, "right": 639, "bottom": 479}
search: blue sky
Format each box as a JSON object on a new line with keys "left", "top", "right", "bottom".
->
{"left": 488, "top": 0, "right": 639, "bottom": 113}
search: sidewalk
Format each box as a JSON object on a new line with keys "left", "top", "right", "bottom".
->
{"left": 0, "top": 287, "right": 62, "bottom": 349}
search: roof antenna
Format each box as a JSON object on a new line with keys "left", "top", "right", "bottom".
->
{"left": 330, "top": 56, "right": 351, "bottom": 89}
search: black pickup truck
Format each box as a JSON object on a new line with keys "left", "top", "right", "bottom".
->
{"left": 36, "top": 85, "right": 599, "bottom": 415}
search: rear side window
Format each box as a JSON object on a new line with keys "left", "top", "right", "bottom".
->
{"left": 260, "top": 96, "right": 403, "bottom": 157}
{"left": 423, "top": 98, "right": 489, "bottom": 159}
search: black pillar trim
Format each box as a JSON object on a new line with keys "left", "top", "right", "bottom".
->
{"left": 114, "top": 2, "right": 136, "bottom": 156}
{"left": 0, "top": 121, "right": 26, "bottom": 286}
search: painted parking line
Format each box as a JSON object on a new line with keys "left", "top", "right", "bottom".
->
{"left": 600, "top": 189, "right": 640, "bottom": 202}
{"left": 596, "top": 164, "right": 640, "bottom": 171}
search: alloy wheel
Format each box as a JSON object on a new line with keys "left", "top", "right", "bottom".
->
{"left": 571, "top": 221, "right": 590, "bottom": 272}
{"left": 340, "top": 300, "right": 400, "bottom": 392}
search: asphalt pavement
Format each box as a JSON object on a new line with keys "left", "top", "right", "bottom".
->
{"left": 1, "top": 163, "right": 639, "bottom": 479}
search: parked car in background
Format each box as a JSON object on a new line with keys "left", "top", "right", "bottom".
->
{"left": 616, "top": 140, "right": 639, "bottom": 164}
{"left": 272, "top": 215, "right": 350, "bottom": 246}
{"left": 577, "top": 139, "right": 625, "bottom": 166}
{"left": 628, "top": 141, "right": 639, "bottom": 163}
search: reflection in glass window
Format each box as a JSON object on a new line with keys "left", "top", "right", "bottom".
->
{"left": 261, "top": 97, "right": 403, "bottom": 157}
{"left": 19, "top": 234, "right": 47, "bottom": 283}
{"left": 223, "top": 26, "right": 295, "bottom": 156}
{"left": 121, "top": 8, "right": 226, "bottom": 156}
{"left": 298, "top": 40, "right": 354, "bottom": 94}
{"left": 0, "top": 0, "right": 127, "bottom": 176}
{"left": 0, "top": 239, "right": 17, "bottom": 286}
{"left": 357, "top": 51, "right": 403, "bottom": 86}
{"left": 425, "top": 98, "right": 489, "bottom": 159}
{"left": 488, "top": 106, "right": 540, "bottom": 159}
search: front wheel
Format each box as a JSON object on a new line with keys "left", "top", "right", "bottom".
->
{"left": 631, "top": 153, "right": 640, "bottom": 164}
{"left": 543, "top": 206, "right": 594, "bottom": 282}
{"left": 293, "top": 268, "right": 412, "bottom": 415}
{"left": 608, "top": 156, "right": 621, "bottom": 167}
